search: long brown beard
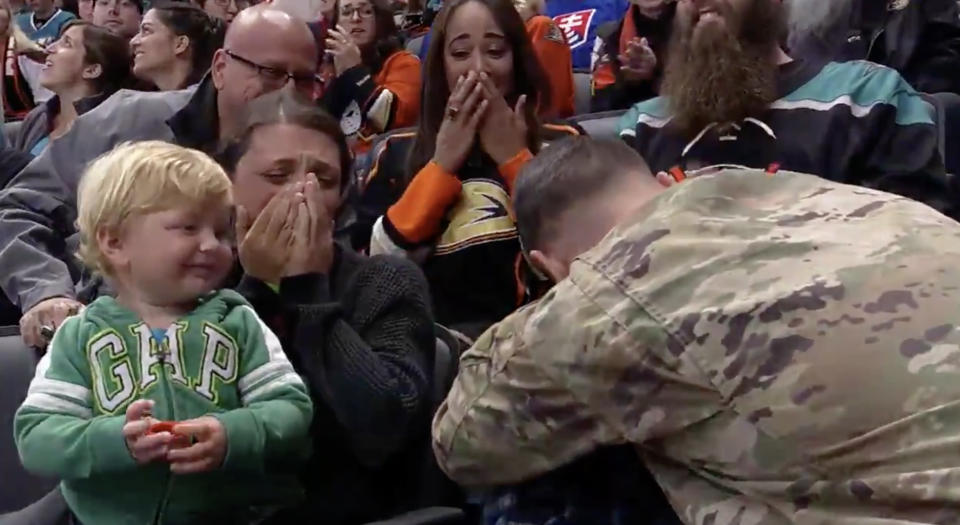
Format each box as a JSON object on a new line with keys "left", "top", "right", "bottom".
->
{"left": 661, "top": 0, "right": 783, "bottom": 138}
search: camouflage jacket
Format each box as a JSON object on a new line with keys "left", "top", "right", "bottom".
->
{"left": 433, "top": 169, "right": 960, "bottom": 524}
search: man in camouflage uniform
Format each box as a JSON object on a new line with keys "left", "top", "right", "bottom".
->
{"left": 434, "top": 136, "right": 960, "bottom": 524}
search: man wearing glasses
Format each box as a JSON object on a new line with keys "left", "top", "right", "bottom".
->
{"left": 0, "top": 4, "right": 321, "bottom": 348}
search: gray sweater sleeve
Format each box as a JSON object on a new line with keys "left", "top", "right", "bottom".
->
{"left": 0, "top": 90, "right": 180, "bottom": 311}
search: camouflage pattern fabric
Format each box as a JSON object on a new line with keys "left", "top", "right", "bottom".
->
{"left": 433, "top": 168, "right": 960, "bottom": 524}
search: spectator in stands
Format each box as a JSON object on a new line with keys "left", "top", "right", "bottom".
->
{"left": 77, "top": 0, "right": 93, "bottom": 19}
{"left": 788, "top": 0, "right": 960, "bottom": 96}
{"left": 1, "top": 5, "right": 318, "bottom": 348}
{"left": 92, "top": 0, "right": 142, "bottom": 39}
{"left": 0, "top": 2, "right": 46, "bottom": 120}
{"left": 617, "top": 0, "right": 958, "bottom": 219}
{"left": 321, "top": 0, "right": 420, "bottom": 153}
{"left": 194, "top": 0, "right": 249, "bottom": 23}
{"left": 591, "top": 0, "right": 675, "bottom": 112}
{"left": 263, "top": 0, "right": 330, "bottom": 93}
{"left": 130, "top": 2, "right": 226, "bottom": 91}
{"left": 397, "top": 0, "right": 428, "bottom": 37}
{"left": 221, "top": 89, "right": 435, "bottom": 525}
{"left": 546, "top": 0, "right": 630, "bottom": 70}
{"left": 435, "top": 135, "right": 960, "bottom": 525}
{"left": 12, "top": 21, "right": 130, "bottom": 156}
{"left": 16, "top": 0, "right": 76, "bottom": 47}
{"left": 352, "top": 0, "right": 579, "bottom": 339}
{"left": 15, "top": 0, "right": 76, "bottom": 105}
{"left": 513, "top": 0, "right": 574, "bottom": 118}
{"left": 15, "top": 141, "right": 312, "bottom": 525}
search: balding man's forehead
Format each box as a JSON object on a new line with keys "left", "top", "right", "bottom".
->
{"left": 226, "top": 6, "right": 317, "bottom": 66}
{"left": 226, "top": 6, "right": 316, "bottom": 49}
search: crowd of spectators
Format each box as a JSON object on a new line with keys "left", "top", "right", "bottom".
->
{"left": 0, "top": 0, "right": 959, "bottom": 524}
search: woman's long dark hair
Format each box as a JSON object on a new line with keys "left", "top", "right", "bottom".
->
{"left": 405, "top": 0, "right": 547, "bottom": 182}
{"left": 330, "top": 0, "right": 403, "bottom": 73}
{"left": 151, "top": 1, "right": 226, "bottom": 88}
{"left": 61, "top": 20, "right": 132, "bottom": 94}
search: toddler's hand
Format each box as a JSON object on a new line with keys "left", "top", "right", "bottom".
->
{"left": 167, "top": 416, "right": 227, "bottom": 474}
{"left": 123, "top": 400, "right": 172, "bottom": 465}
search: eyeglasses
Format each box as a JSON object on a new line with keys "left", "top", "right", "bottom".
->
{"left": 339, "top": 6, "right": 375, "bottom": 19}
{"left": 224, "top": 49, "right": 320, "bottom": 91}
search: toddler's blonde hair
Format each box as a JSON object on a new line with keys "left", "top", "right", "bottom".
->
{"left": 76, "top": 141, "right": 233, "bottom": 276}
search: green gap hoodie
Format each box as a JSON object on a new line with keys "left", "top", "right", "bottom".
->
{"left": 14, "top": 289, "right": 313, "bottom": 524}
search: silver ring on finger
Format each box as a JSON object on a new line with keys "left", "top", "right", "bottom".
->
{"left": 446, "top": 106, "right": 460, "bottom": 120}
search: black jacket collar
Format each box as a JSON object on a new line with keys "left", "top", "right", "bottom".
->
{"left": 166, "top": 74, "right": 220, "bottom": 154}
{"left": 42, "top": 90, "right": 114, "bottom": 132}
{"left": 776, "top": 58, "right": 829, "bottom": 99}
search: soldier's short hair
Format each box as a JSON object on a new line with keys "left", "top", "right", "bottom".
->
{"left": 514, "top": 136, "right": 652, "bottom": 252}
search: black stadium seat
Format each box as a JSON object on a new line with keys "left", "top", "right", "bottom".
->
{"left": 0, "top": 327, "right": 57, "bottom": 514}
{"left": 406, "top": 35, "right": 426, "bottom": 57}
{"left": 573, "top": 69, "right": 592, "bottom": 116}
{"left": 931, "top": 92, "right": 960, "bottom": 177}
{"left": 571, "top": 110, "right": 628, "bottom": 140}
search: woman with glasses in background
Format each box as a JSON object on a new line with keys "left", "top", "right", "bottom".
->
{"left": 322, "top": 0, "right": 420, "bottom": 153}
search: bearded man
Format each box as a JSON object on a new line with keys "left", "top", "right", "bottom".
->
{"left": 617, "top": 0, "right": 959, "bottom": 219}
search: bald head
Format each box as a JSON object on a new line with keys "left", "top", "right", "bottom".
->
{"left": 225, "top": 5, "right": 317, "bottom": 62}
{"left": 213, "top": 4, "right": 319, "bottom": 139}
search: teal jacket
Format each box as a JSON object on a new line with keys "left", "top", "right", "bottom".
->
{"left": 14, "top": 290, "right": 313, "bottom": 524}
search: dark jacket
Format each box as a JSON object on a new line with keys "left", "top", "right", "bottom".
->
{"left": 590, "top": 3, "right": 675, "bottom": 113}
{"left": 352, "top": 123, "right": 581, "bottom": 338}
{"left": 618, "top": 59, "right": 960, "bottom": 219}
{"left": 10, "top": 92, "right": 114, "bottom": 155}
{"left": 237, "top": 245, "right": 435, "bottom": 525}
{"left": 0, "top": 146, "right": 32, "bottom": 186}
{"left": 482, "top": 446, "right": 682, "bottom": 525}
{"left": 0, "top": 77, "right": 218, "bottom": 312}
{"left": 796, "top": 0, "right": 960, "bottom": 94}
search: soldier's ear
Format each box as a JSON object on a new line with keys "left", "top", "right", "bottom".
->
{"left": 529, "top": 249, "right": 568, "bottom": 283}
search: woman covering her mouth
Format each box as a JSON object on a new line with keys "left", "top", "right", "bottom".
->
{"left": 321, "top": 0, "right": 421, "bottom": 154}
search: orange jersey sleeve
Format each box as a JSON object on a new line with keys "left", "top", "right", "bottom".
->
{"left": 373, "top": 51, "right": 423, "bottom": 130}
{"left": 526, "top": 16, "right": 575, "bottom": 118}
